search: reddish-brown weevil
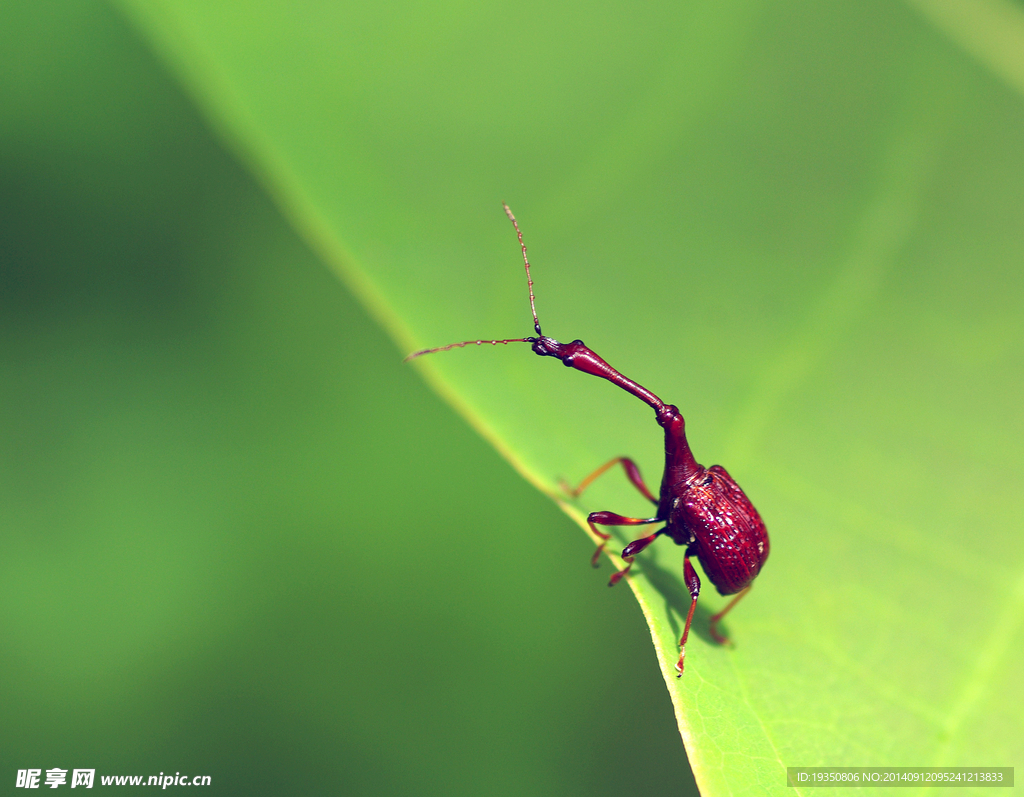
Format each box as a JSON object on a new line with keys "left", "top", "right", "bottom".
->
{"left": 408, "top": 204, "right": 769, "bottom": 675}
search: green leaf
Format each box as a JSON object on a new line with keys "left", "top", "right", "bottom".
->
{"left": 113, "top": 0, "right": 1024, "bottom": 792}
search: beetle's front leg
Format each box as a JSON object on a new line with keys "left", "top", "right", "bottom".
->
{"left": 563, "top": 457, "right": 658, "bottom": 505}
{"left": 585, "top": 512, "right": 660, "bottom": 584}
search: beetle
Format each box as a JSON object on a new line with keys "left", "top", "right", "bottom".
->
{"left": 408, "top": 204, "right": 769, "bottom": 675}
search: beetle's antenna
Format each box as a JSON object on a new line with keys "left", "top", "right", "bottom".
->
{"left": 405, "top": 204, "right": 544, "bottom": 361}
{"left": 404, "top": 337, "right": 533, "bottom": 361}
{"left": 503, "top": 202, "right": 542, "bottom": 337}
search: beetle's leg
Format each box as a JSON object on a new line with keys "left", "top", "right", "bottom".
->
{"left": 586, "top": 512, "right": 660, "bottom": 581}
{"left": 609, "top": 526, "right": 666, "bottom": 586}
{"left": 675, "top": 557, "right": 701, "bottom": 677}
{"left": 563, "top": 457, "right": 658, "bottom": 505}
{"left": 709, "top": 585, "right": 751, "bottom": 645}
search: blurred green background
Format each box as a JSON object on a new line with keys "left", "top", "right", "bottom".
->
{"left": 0, "top": 2, "right": 689, "bottom": 795}
{"left": 4, "top": 1, "right": 1024, "bottom": 795}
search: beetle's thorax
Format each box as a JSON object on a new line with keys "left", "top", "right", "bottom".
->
{"left": 661, "top": 502, "right": 697, "bottom": 547}
{"left": 656, "top": 404, "right": 702, "bottom": 517}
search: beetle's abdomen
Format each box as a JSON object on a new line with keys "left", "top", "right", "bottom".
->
{"left": 683, "top": 465, "right": 768, "bottom": 595}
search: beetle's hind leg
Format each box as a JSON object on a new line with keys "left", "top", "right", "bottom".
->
{"left": 709, "top": 585, "right": 751, "bottom": 645}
